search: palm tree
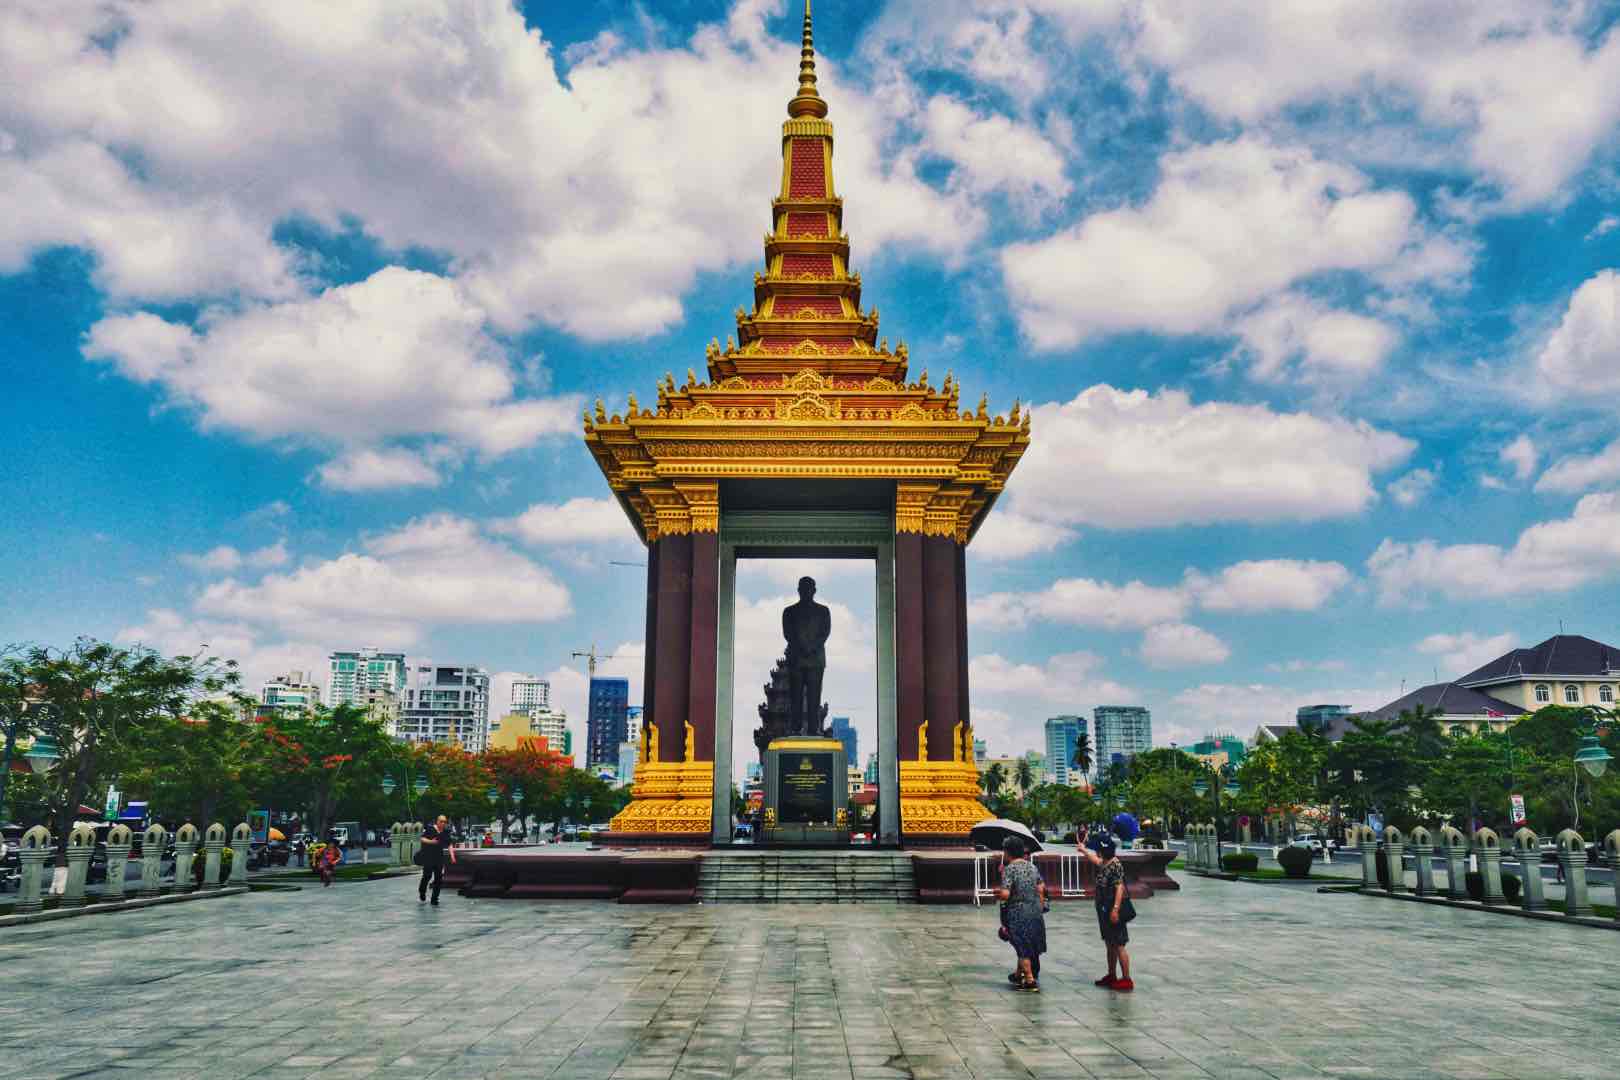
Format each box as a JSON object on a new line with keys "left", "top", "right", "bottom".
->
{"left": 1398, "top": 703, "right": 1447, "bottom": 760}
{"left": 1014, "top": 756, "right": 1036, "bottom": 796}
{"left": 1071, "top": 733, "right": 1093, "bottom": 779}
{"left": 980, "top": 762, "right": 1007, "bottom": 800}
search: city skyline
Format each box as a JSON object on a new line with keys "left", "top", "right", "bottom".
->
{"left": 7, "top": 2, "right": 1620, "bottom": 764}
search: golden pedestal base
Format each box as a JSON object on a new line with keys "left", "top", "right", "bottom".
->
{"left": 608, "top": 759, "right": 714, "bottom": 835}
{"left": 900, "top": 758, "right": 993, "bottom": 836}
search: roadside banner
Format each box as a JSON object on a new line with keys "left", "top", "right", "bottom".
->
{"left": 103, "top": 787, "right": 119, "bottom": 821}
{"left": 1509, "top": 794, "right": 1526, "bottom": 825}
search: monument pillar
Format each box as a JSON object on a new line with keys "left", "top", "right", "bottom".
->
{"left": 683, "top": 483, "right": 720, "bottom": 764}
{"left": 893, "top": 483, "right": 933, "bottom": 761}
{"left": 922, "top": 534, "right": 962, "bottom": 764}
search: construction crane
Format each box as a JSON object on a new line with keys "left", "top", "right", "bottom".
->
{"left": 571, "top": 644, "right": 617, "bottom": 680}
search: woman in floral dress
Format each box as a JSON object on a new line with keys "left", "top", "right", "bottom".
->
{"left": 993, "top": 836, "right": 1047, "bottom": 992}
{"left": 1078, "top": 827, "right": 1133, "bottom": 991}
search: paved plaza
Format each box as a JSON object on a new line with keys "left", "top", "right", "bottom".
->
{"left": 2, "top": 874, "right": 1617, "bottom": 1080}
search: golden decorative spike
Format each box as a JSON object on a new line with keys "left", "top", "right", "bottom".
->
{"left": 594, "top": 398, "right": 607, "bottom": 423}
{"left": 582, "top": 409, "right": 592, "bottom": 428}
{"left": 687, "top": 367, "right": 697, "bottom": 388}
{"left": 726, "top": 334, "right": 736, "bottom": 352}
{"left": 918, "top": 367, "right": 928, "bottom": 389}
{"left": 787, "top": 0, "right": 827, "bottom": 119}
{"left": 880, "top": 337, "right": 889, "bottom": 354}
{"left": 627, "top": 393, "right": 639, "bottom": 417}
{"left": 976, "top": 394, "right": 989, "bottom": 420}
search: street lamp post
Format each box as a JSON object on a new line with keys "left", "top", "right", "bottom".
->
{"left": 1572, "top": 726, "right": 1612, "bottom": 832}
{"left": 1192, "top": 762, "right": 1238, "bottom": 871}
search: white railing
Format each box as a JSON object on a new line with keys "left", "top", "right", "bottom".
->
{"left": 972, "top": 853, "right": 998, "bottom": 907}
{"left": 1059, "top": 853, "right": 1085, "bottom": 897}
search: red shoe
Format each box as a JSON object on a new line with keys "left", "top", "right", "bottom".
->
{"left": 1112, "top": 978, "right": 1135, "bottom": 992}
{"left": 1093, "top": 974, "right": 1117, "bottom": 987}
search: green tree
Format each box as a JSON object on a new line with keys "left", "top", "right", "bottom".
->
{"left": 1013, "top": 756, "right": 1036, "bottom": 796}
{"left": 1421, "top": 733, "right": 1509, "bottom": 831}
{"left": 5, "top": 639, "right": 240, "bottom": 863}
{"left": 980, "top": 761, "right": 1007, "bottom": 801}
{"left": 1070, "top": 732, "right": 1093, "bottom": 778}
{"left": 1326, "top": 717, "right": 1414, "bottom": 826}
{"left": 121, "top": 699, "right": 257, "bottom": 826}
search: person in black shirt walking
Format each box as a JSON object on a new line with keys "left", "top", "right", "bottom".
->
{"left": 418, "top": 815, "right": 451, "bottom": 905}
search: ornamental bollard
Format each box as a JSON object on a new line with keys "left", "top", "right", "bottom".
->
{"left": 202, "top": 823, "right": 226, "bottom": 889}
{"left": 230, "top": 823, "right": 251, "bottom": 885}
{"left": 62, "top": 822, "right": 98, "bottom": 907}
{"left": 15, "top": 825, "right": 53, "bottom": 915}
{"left": 1357, "top": 825, "right": 1378, "bottom": 888}
{"left": 1474, "top": 827, "right": 1506, "bottom": 905}
{"left": 1198, "top": 822, "right": 1212, "bottom": 870}
{"left": 139, "top": 824, "right": 167, "bottom": 897}
{"left": 1188, "top": 824, "right": 1202, "bottom": 870}
{"left": 410, "top": 822, "right": 424, "bottom": 861}
{"left": 1556, "top": 829, "right": 1592, "bottom": 918}
{"left": 103, "top": 824, "right": 133, "bottom": 902}
{"left": 1439, "top": 825, "right": 1469, "bottom": 899}
{"left": 389, "top": 822, "right": 402, "bottom": 866}
{"left": 1382, "top": 825, "right": 1407, "bottom": 894}
{"left": 1511, "top": 827, "right": 1546, "bottom": 912}
{"left": 1205, "top": 821, "right": 1219, "bottom": 870}
{"left": 1606, "top": 831, "right": 1620, "bottom": 923}
{"left": 1408, "top": 826, "right": 1436, "bottom": 896}
{"left": 172, "top": 824, "right": 200, "bottom": 894}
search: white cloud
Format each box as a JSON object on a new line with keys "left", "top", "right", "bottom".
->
{"left": 1001, "top": 138, "right": 1421, "bottom": 350}
{"left": 1164, "top": 681, "right": 1398, "bottom": 743}
{"left": 965, "top": 510, "right": 1077, "bottom": 561}
{"left": 971, "top": 576, "right": 1188, "bottom": 631}
{"left": 194, "top": 513, "right": 572, "bottom": 642}
{"left": 1388, "top": 468, "right": 1438, "bottom": 508}
{"left": 82, "top": 268, "right": 580, "bottom": 484}
{"left": 1231, "top": 293, "right": 1399, "bottom": 385}
{"left": 1139, "top": 623, "right": 1230, "bottom": 669}
{"left": 1590, "top": 216, "right": 1620, "bottom": 240}
{"left": 1185, "top": 559, "right": 1350, "bottom": 613}
{"left": 494, "top": 497, "right": 640, "bottom": 547}
{"left": 177, "top": 541, "right": 290, "bottom": 574}
{"left": 1368, "top": 492, "right": 1620, "bottom": 602}
{"left": 2, "top": 0, "right": 979, "bottom": 339}
{"left": 1005, "top": 386, "right": 1413, "bottom": 529}
{"left": 1132, "top": 2, "right": 1620, "bottom": 207}
{"left": 917, "top": 95, "right": 1070, "bottom": 213}
{"left": 316, "top": 447, "right": 444, "bottom": 492}
{"left": 1537, "top": 439, "right": 1620, "bottom": 495}
{"left": 1416, "top": 631, "right": 1515, "bottom": 678}
{"left": 968, "top": 651, "right": 1138, "bottom": 758}
{"left": 1498, "top": 435, "right": 1538, "bottom": 483}
{"left": 1534, "top": 270, "right": 1620, "bottom": 401}
{"left": 115, "top": 608, "right": 325, "bottom": 698}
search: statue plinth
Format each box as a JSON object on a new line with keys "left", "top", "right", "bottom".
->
{"left": 762, "top": 736, "right": 848, "bottom": 847}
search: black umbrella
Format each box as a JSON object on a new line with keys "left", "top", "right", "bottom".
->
{"left": 969, "top": 818, "right": 1043, "bottom": 853}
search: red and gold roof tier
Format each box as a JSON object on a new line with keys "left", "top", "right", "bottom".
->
{"left": 582, "top": 2, "right": 1029, "bottom": 546}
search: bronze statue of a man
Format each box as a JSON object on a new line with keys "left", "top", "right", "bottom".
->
{"left": 781, "top": 576, "right": 831, "bottom": 736}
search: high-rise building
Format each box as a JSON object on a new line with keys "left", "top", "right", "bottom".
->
{"left": 325, "top": 649, "right": 406, "bottom": 708}
{"left": 259, "top": 671, "right": 321, "bottom": 718}
{"left": 400, "top": 663, "right": 491, "bottom": 751}
{"left": 973, "top": 738, "right": 986, "bottom": 767}
{"left": 617, "top": 741, "right": 638, "bottom": 788}
{"left": 511, "top": 677, "right": 552, "bottom": 712}
{"left": 1189, "top": 732, "right": 1246, "bottom": 769}
{"left": 829, "top": 716, "right": 857, "bottom": 767}
{"left": 625, "top": 705, "right": 644, "bottom": 749}
{"left": 1296, "top": 704, "right": 1351, "bottom": 734}
{"left": 1094, "top": 705, "right": 1152, "bottom": 773}
{"left": 1044, "top": 715, "right": 1088, "bottom": 785}
{"left": 863, "top": 752, "right": 878, "bottom": 784}
{"left": 586, "top": 677, "right": 630, "bottom": 768}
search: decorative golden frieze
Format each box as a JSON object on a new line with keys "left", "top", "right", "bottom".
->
{"left": 675, "top": 482, "right": 720, "bottom": 534}
{"left": 895, "top": 481, "right": 939, "bottom": 535}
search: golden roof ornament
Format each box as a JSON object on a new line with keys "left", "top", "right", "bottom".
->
{"left": 787, "top": 1, "right": 827, "bottom": 120}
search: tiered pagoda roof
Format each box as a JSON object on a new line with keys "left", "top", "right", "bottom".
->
{"left": 584, "top": 1, "right": 1030, "bottom": 544}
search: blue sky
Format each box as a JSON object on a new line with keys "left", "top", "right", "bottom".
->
{"left": 5, "top": 1, "right": 1620, "bottom": 771}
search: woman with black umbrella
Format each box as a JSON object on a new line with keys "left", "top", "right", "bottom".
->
{"left": 993, "top": 835, "right": 1047, "bottom": 992}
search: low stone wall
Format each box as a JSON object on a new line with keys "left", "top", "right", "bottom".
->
{"left": 912, "top": 849, "right": 1175, "bottom": 904}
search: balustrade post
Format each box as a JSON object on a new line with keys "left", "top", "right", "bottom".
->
{"left": 103, "top": 824, "right": 133, "bottom": 901}
{"left": 1474, "top": 828, "right": 1506, "bottom": 905}
{"left": 1408, "top": 826, "right": 1435, "bottom": 896}
{"left": 172, "top": 823, "right": 200, "bottom": 893}
{"left": 1382, "top": 826, "right": 1406, "bottom": 894}
{"left": 62, "top": 823, "right": 97, "bottom": 907}
{"left": 1605, "top": 831, "right": 1620, "bottom": 923}
{"left": 1357, "top": 826, "right": 1378, "bottom": 888}
{"left": 1555, "top": 829, "right": 1592, "bottom": 918}
{"left": 1440, "top": 826, "right": 1468, "bottom": 899}
{"left": 139, "top": 824, "right": 167, "bottom": 897}
{"left": 201, "top": 823, "right": 227, "bottom": 889}
{"left": 230, "top": 823, "right": 251, "bottom": 885}
{"left": 15, "top": 826, "right": 52, "bottom": 914}
{"left": 1511, "top": 828, "right": 1545, "bottom": 912}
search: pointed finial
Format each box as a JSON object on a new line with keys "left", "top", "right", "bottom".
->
{"left": 788, "top": 0, "right": 828, "bottom": 119}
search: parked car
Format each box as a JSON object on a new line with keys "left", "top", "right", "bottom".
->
{"left": 1289, "top": 833, "right": 1342, "bottom": 855}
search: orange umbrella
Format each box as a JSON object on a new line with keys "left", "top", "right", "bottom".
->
{"left": 267, "top": 827, "right": 286, "bottom": 841}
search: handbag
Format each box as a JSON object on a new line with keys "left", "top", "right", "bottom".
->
{"left": 1119, "top": 896, "right": 1137, "bottom": 923}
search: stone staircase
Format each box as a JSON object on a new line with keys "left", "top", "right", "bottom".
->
{"left": 696, "top": 851, "right": 915, "bottom": 904}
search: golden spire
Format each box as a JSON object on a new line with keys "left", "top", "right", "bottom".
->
{"left": 788, "top": 0, "right": 828, "bottom": 119}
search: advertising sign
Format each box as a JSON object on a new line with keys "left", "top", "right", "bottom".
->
{"left": 779, "top": 751, "right": 835, "bottom": 823}
{"left": 249, "top": 809, "right": 271, "bottom": 844}
{"left": 103, "top": 787, "right": 119, "bottom": 821}
{"left": 1509, "top": 794, "right": 1526, "bottom": 825}
{"left": 1367, "top": 812, "right": 1384, "bottom": 835}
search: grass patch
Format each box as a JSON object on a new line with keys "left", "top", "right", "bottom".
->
{"left": 1233, "top": 868, "right": 1319, "bottom": 881}
{"left": 294, "top": 865, "right": 396, "bottom": 882}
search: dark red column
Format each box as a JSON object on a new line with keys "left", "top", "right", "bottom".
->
{"left": 686, "top": 530, "right": 718, "bottom": 763}
{"left": 922, "top": 534, "right": 961, "bottom": 763}
{"left": 640, "top": 541, "right": 659, "bottom": 760}
{"left": 653, "top": 533, "right": 692, "bottom": 763}
{"left": 895, "top": 530, "right": 925, "bottom": 761}
{"left": 955, "top": 541, "right": 970, "bottom": 760}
